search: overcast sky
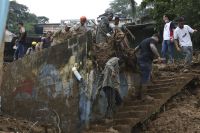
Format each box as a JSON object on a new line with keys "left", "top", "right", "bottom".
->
{"left": 16, "top": 0, "right": 142, "bottom": 23}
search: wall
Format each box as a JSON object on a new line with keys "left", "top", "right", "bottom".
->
{"left": 1, "top": 33, "right": 91, "bottom": 132}
{"left": 1, "top": 31, "right": 140, "bottom": 132}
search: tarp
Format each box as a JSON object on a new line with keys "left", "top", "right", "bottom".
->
{"left": 0, "top": 0, "right": 9, "bottom": 44}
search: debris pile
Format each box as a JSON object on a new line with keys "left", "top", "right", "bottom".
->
{"left": 0, "top": 115, "right": 47, "bottom": 133}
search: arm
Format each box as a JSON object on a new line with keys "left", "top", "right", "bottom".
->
{"left": 174, "top": 39, "right": 181, "bottom": 51}
{"left": 186, "top": 25, "right": 197, "bottom": 33}
{"left": 150, "top": 43, "right": 160, "bottom": 58}
{"left": 134, "top": 45, "right": 140, "bottom": 53}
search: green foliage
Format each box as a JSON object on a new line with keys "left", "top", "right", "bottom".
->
{"left": 108, "top": 0, "right": 137, "bottom": 18}
{"left": 141, "top": 0, "right": 200, "bottom": 46}
{"left": 7, "top": 1, "right": 49, "bottom": 35}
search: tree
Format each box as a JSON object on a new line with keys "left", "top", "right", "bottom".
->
{"left": 37, "top": 16, "right": 49, "bottom": 24}
{"left": 7, "top": 1, "right": 49, "bottom": 34}
{"left": 108, "top": 0, "right": 137, "bottom": 18}
{"left": 141, "top": 0, "right": 200, "bottom": 46}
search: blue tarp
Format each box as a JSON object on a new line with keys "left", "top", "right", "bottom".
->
{"left": 0, "top": 0, "right": 9, "bottom": 44}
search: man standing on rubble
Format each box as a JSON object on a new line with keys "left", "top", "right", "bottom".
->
{"left": 174, "top": 17, "right": 197, "bottom": 69}
{"left": 134, "top": 34, "right": 161, "bottom": 100}
{"left": 96, "top": 10, "right": 113, "bottom": 43}
{"left": 161, "top": 14, "right": 176, "bottom": 64}
{"left": 14, "top": 22, "right": 27, "bottom": 60}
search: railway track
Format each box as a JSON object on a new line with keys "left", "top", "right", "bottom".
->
{"left": 83, "top": 63, "right": 200, "bottom": 133}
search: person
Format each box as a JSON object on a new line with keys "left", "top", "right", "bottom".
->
{"left": 96, "top": 11, "right": 113, "bottom": 43}
{"left": 41, "top": 31, "right": 52, "bottom": 49}
{"left": 26, "top": 41, "right": 36, "bottom": 55}
{"left": 98, "top": 57, "right": 123, "bottom": 118}
{"left": 52, "top": 24, "right": 72, "bottom": 45}
{"left": 174, "top": 17, "right": 198, "bottom": 68}
{"left": 4, "top": 26, "right": 16, "bottom": 43}
{"left": 110, "top": 16, "right": 120, "bottom": 30}
{"left": 14, "top": 22, "right": 27, "bottom": 60}
{"left": 71, "top": 16, "right": 87, "bottom": 34}
{"left": 134, "top": 34, "right": 161, "bottom": 100}
{"left": 161, "top": 14, "right": 176, "bottom": 64}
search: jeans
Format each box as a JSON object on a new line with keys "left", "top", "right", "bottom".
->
{"left": 181, "top": 46, "right": 193, "bottom": 66}
{"left": 14, "top": 42, "right": 24, "bottom": 60}
{"left": 138, "top": 61, "right": 152, "bottom": 84}
{"left": 161, "top": 40, "right": 174, "bottom": 63}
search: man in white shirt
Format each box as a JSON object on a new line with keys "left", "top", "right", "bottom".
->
{"left": 174, "top": 17, "right": 197, "bottom": 67}
{"left": 161, "top": 14, "right": 176, "bottom": 64}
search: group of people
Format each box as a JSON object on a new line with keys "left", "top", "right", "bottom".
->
{"left": 94, "top": 12, "right": 198, "bottom": 117}
{"left": 12, "top": 16, "right": 88, "bottom": 60}
{"left": 135, "top": 15, "right": 198, "bottom": 100}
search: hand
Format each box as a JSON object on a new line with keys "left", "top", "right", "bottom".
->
{"left": 170, "top": 37, "right": 174, "bottom": 43}
{"left": 194, "top": 29, "right": 198, "bottom": 32}
{"left": 106, "top": 33, "right": 111, "bottom": 37}
{"left": 157, "top": 57, "right": 162, "bottom": 63}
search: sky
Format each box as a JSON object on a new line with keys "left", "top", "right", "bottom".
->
{"left": 16, "top": 0, "right": 142, "bottom": 23}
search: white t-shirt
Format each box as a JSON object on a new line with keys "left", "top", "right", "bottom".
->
{"left": 163, "top": 21, "right": 171, "bottom": 40}
{"left": 174, "top": 25, "right": 194, "bottom": 47}
{"left": 4, "top": 29, "right": 16, "bottom": 42}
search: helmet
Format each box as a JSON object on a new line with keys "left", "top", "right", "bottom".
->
{"left": 32, "top": 41, "right": 37, "bottom": 46}
{"left": 80, "top": 16, "right": 87, "bottom": 22}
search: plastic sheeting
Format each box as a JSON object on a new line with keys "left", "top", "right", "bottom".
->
{"left": 0, "top": 0, "right": 9, "bottom": 44}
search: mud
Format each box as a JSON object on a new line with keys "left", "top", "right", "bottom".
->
{"left": 144, "top": 86, "right": 200, "bottom": 133}
{"left": 0, "top": 114, "right": 57, "bottom": 132}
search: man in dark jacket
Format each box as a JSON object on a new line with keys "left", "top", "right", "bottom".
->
{"left": 135, "top": 34, "right": 161, "bottom": 100}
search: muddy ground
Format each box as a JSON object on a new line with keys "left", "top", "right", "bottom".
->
{"left": 0, "top": 114, "right": 56, "bottom": 133}
{"left": 143, "top": 84, "right": 200, "bottom": 133}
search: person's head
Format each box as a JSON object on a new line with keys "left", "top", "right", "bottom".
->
{"left": 18, "top": 22, "right": 24, "bottom": 28}
{"left": 32, "top": 41, "right": 37, "bottom": 48}
{"left": 178, "top": 17, "right": 184, "bottom": 29}
{"left": 46, "top": 31, "right": 52, "bottom": 38}
{"left": 114, "top": 16, "right": 120, "bottom": 25}
{"left": 80, "top": 16, "right": 87, "bottom": 26}
{"left": 65, "top": 24, "right": 71, "bottom": 32}
{"left": 152, "top": 33, "right": 160, "bottom": 43}
{"left": 163, "top": 14, "right": 169, "bottom": 23}
{"left": 108, "top": 13, "right": 113, "bottom": 21}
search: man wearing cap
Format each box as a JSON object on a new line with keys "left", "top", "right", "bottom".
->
{"left": 96, "top": 11, "right": 113, "bottom": 43}
{"left": 26, "top": 41, "right": 36, "bottom": 55}
{"left": 71, "top": 16, "right": 87, "bottom": 34}
{"left": 174, "top": 17, "right": 198, "bottom": 68}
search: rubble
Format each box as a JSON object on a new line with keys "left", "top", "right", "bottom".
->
{"left": 0, "top": 114, "right": 53, "bottom": 133}
{"left": 144, "top": 87, "right": 200, "bottom": 133}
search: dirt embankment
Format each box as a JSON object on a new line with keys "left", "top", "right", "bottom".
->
{"left": 144, "top": 87, "right": 200, "bottom": 133}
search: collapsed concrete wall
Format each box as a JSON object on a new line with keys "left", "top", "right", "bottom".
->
{"left": 0, "top": 31, "right": 141, "bottom": 132}
{"left": 1, "top": 33, "right": 91, "bottom": 132}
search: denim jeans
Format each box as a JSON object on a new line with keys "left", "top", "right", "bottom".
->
{"left": 14, "top": 42, "right": 24, "bottom": 60}
{"left": 181, "top": 46, "right": 193, "bottom": 66}
{"left": 138, "top": 61, "right": 152, "bottom": 84}
{"left": 161, "top": 40, "right": 174, "bottom": 63}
